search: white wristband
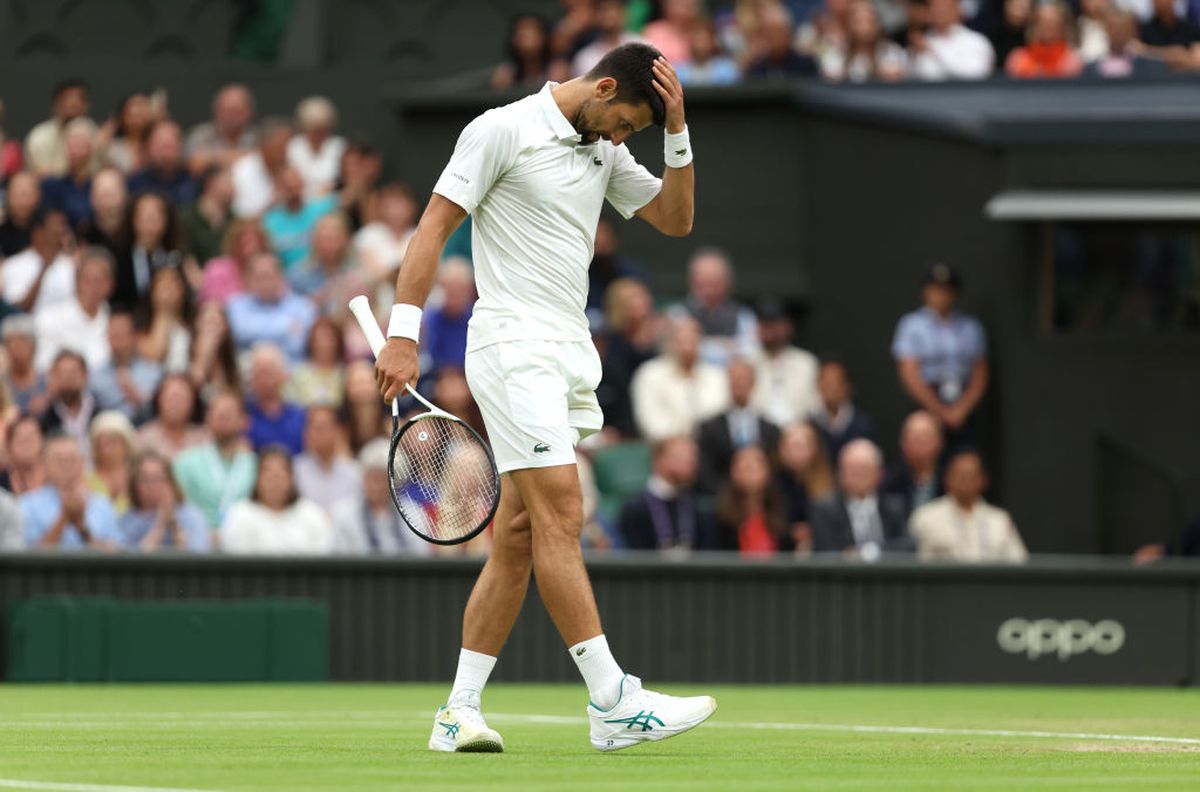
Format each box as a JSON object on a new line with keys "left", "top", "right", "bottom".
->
{"left": 387, "top": 304, "right": 422, "bottom": 342}
{"left": 664, "top": 125, "right": 693, "bottom": 169}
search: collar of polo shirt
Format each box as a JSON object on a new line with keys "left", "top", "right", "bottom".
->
{"left": 538, "top": 83, "right": 582, "bottom": 145}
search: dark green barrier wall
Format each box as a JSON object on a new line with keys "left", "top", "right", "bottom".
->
{"left": 1, "top": 554, "right": 1196, "bottom": 686}
{"left": 7, "top": 596, "right": 328, "bottom": 682}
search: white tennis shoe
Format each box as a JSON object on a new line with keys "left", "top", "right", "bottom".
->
{"left": 587, "top": 675, "right": 717, "bottom": 752}
{"left": 428, "top": 702, "right": 505, "bottom": 753}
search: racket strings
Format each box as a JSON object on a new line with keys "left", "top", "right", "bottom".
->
{"left": 391, "top": 417, "right": 498, "bottom": 542}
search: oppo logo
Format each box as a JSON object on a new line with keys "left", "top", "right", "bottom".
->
{"left": 996, "top": 618, "right": 1126, "bottom": 661}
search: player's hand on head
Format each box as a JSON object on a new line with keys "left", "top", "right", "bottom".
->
{"left": 376, "top": 337, "right": 420, "bottom": 403}
{"left": 652, "top": 56, "right": 686, "bottom": 134}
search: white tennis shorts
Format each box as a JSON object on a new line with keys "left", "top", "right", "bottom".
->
{"left": 464, "top": 338, "right": 603, "bottom": 474}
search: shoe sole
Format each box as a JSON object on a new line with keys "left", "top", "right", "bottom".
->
{"left": 592, "top": 697, "right": 718, "bottom": 753}
{"left": 455, "top": 737, "right": 504, "bottom": 753}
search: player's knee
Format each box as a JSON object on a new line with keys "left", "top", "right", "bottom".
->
{"left": 529, "top": 501, "right": 585, "bottom": 548}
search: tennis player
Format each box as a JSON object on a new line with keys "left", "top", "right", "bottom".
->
{"left": 374, "top": 43, "right": 715, "bottom": 753}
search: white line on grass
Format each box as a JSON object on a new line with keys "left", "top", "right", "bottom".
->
{"left": 0, "top": 781, "right": 218, "bottom": 792}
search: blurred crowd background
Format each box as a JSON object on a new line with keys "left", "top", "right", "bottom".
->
{"left": 0, "top": 0, "right": 1196, "bottom": 563}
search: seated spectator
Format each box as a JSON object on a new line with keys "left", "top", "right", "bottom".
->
{"left": 1076, "top": 0, "right": 1112, "bottom": 62}
{"left": 430, "top": 368, "right": 487, "bottom": 440}
{"left": 20, "top": 433, "right": 119, "bottom": 549}
{"left": 186, "top": 84, "right": 258, "bottom": 177}
{"left": 0, "top": 99, "right": 22, "bottom": 182}
{"left": 336, "top": 139, "right": 383, "bottom": 232}
{"left": 909, "top": 0, "right": 996, "bottom": 79}
{"left": 596, "top": 277, "right": 659, "bottom": 439}
{"left": 797, "top": 0, "right": 851, "bottom": 63}
{"left": 186, "top": 301, "right": 240, "bottom": 402}
{"left": 39, "top": 118, "right": 98, "bottom": 234}
{"left": 892, "top": 264, "right": 988, "bottom": 450}
{"left": 745, "top": 5, "right": 821, "bottom": 78}
{"left": 775, "top": 422, "right": 836, "bottom": 553}
{"left": 137, "top": 374, "right": 210, "bottom": 461}
{"left": 676, "top": 19, "right": 740, "bottom": 86}
{"left": 2, "top": 315, "right": 48, "bottom": 415}
{"left": 492, "top": 14, "right": 567, "bottom": 90}
{"left": 573, "top": 0, "right": 644, "bottom": 76}
{"left": 127, "top": 120, "right": 200, "bottom": 207}
{"left": 198, "top": 218, "right": 269, "bottom": 304}
{"left": 587, "top": 218, "right": 645, "bottom": 317}
{"left": 0, "top": 483, "right": 22, "bottom": 549}
{"left": 342, "top": 361, "right": 389, "bottom": 452}
{"left": 231, "top": 118, "right": 293, "bottom": 219}
{"left": 697, "top": 358, "right": 781, "bottom": 494}
{"left": 1084, "top": 8, "right": 1168, "bottom": 77}
{"left": 294, "top": 406, "right": 361, "bottom": 514}
{"left": 286, "top": 317, "right": 346, "bottom": 408}
{"left": 353, "top": 183, "right": 418, "bottom": 280}
{"left": 39, "top": 351, "right": 97, "bottom": 453}
{"left": 173, "top": 391, "right": 257, "bottom": 531}
{"left": 34, "top": 246, "right": 115, "bottom": 373}
{"left": 3, "top": 208, "right": 76, "bottom": 316}
{"left": 643, "top": 0, "right": 700, "bottom": 64}
{"left": 136, "top": 267, "right": 193, "bottom": 374}
{"left": 226, "top": 252, "right": 317, "bottom": 362}
{"left": 811, "top": 358, "right": 876, "bottom": 464}
{"left": 81, "top": 168, "right": 128, "bottom": 254}
{"left": 821, "top": 0, "right": 908, "bottom": 81}
{"left": 631, "top": 314, "right": 729, "bottom": 442}
{"left": 91, "top": 311, "right": 162, "bottom": 422}
{"left": 715, "top": 445, "right": 789, "bottom": 556}
{"left": 1005, "top": 2, "right": 1084, "bottom": 78}
{"left": 910, "top": 450, "right": 1027, "bottom": 562}
{"left": 120, "top": 451, "right": 211, "bottom": 552}
{"left": 618, "top": 435, "right": 716, "bottom": 551}
{"left": 1135, "top": 515, "right": 1200, "bottom": 563}
{"left": 1139, "top": 0, "right": 1200, "bottom": 48}
{"left": 989, "top": 0, "right": 1035, "bottom": 68}
{"left": 2, "top": 415, "right": 47, "bottom": 495}
{"left": 678, "top": 247, "right": 759, "bottom": 367}
{"left": 287, "top": 96, "right": 345, "bottom": 198}
{"left": 245, "top": 343, "right": 306, "bottom": 454}
{"left": 810, "top": 439, "right": 911, "bottom": 558}
{"left": 96, "top": 91, "right": 153, "bottom": 175}
{"left": 883, "top": 410, "right": 945, "bottom": 519}
{"left": 178, "top": 166, "right": 233, "bottom": 266}
{"left": 0, "top": 171, "right": 41, "bottom": 257}
{"left": 87, "top": 410, "right": 136, "bottom": 515}
{"left": 288, "top": 213, "right": 362, "bottom": 314}
{"left": 422, "top": 259, "right": 476, "bottom": 381}
{"left": 24, "top": 79, "right": 91, "bottom": 178}
{"left": 221, "top": 446, "right": 334, "bottom": 554}
{"left": 262, "top": 166, "right": 338, "bottom": 271}
{"left": 750, "top": 299, "right": 819, "bottom": 428}
{"left": 113, "top": 191, "right": 184, "bottom": 312}
{"left": 330, "top": 438, "right": 431, "bottom": 555}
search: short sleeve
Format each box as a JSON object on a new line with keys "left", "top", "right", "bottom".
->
{"left": 605, "top": 144, "right": 662, "bottom": 220}
{"left": 891, "top": 314, "right": 923, "bottom": 361}
{"left": 432, "top": 112, "right": 521, "bottom": 214}
{"left": 966, "top": 317, "right": 988, "bottom": 362}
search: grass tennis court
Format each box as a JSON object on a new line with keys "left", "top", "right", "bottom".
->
{"left": 1, "top": 684, "right": 1198, "bottom": 791}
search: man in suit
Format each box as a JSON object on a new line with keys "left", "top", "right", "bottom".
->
{"left": 810, "top": 358, "right": 875, "bottom": 464}
{"left": 811, "top": 438, "right": 912, "bottom": 559}
{"left": 882, "top": 410, "right": 945, "bottom": 520}
{"left": 696, "top": 357, "right": 780, "bottom": 494}
{"left": 618, "top": 435, "right": 716, "bottom": 552}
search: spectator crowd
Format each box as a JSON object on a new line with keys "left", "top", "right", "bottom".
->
{"left": 0, "top": 51, "right": 1034, "bottom": 562}
{"left": 488, "top": 0, "right": 1200, "bottom": 86}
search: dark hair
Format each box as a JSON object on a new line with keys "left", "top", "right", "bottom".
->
{"left": 151, "top": 373, "right": 205, "bottom": 425}
{"left": 198, "top": 165, "right": 227, "bottom": 194}
{"left": 51, "top": 349, "right": 88, "bottom": 373}
{"left": 586, "top": 43, "right": 666, "bottom": 127}
{"left": 145, "top": 265, "right": 196, "bottom": 328}
{"left": 504, "top": 14, "right": 553, "bottom": 82}
{"left": 53, "top": 79, "right": 89, "bottom": 101}
{"left": 252, "top": 445, "right": 300, "bottom": 508}
{"left": 715, "top": 445, "right": 788, "bottom": 540}
{"left": 113, "top": 91, "right": 151, "bottom": 140}
{"left": 27, "top": 205, "right": 51, "bottom": 231}
{"left": 305, "top": 315, "right": 345, "bottom": 363}
{"left": 121, "top": 190, "right": 182, "bottom": 252}
{"left": 190, "top": 303, "right": 240, "bottom": 399}
{"left": 129, "top": 451, "right": 184, "bottom": 511}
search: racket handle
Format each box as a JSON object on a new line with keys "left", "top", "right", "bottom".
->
{"left": 349, "top": 295, "right": 387, "bottom": 358}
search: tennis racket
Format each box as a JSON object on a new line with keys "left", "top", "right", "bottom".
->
{"left": 349, "top": 295, "right": 500, "bottom": 546}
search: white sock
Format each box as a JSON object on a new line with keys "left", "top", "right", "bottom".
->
{"left": 447, "top": 648, "right": 497, "bottom": 708}
{"left": 569, "top": 634, "right": 625, "bottom": 710}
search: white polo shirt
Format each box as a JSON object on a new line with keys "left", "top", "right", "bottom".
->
{"left": 433, "top": 82, "right": 662, "bottom": 352}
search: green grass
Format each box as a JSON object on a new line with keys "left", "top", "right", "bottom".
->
{"left": 1, "top": 685, "right": 1199, "bottom": 791}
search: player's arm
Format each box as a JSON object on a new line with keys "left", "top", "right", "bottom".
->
{"left": 636, "top": 57, "right": 693, "bottom": 238}
{"left": 375, "top": 194, "right": 467, "bottom": 402}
